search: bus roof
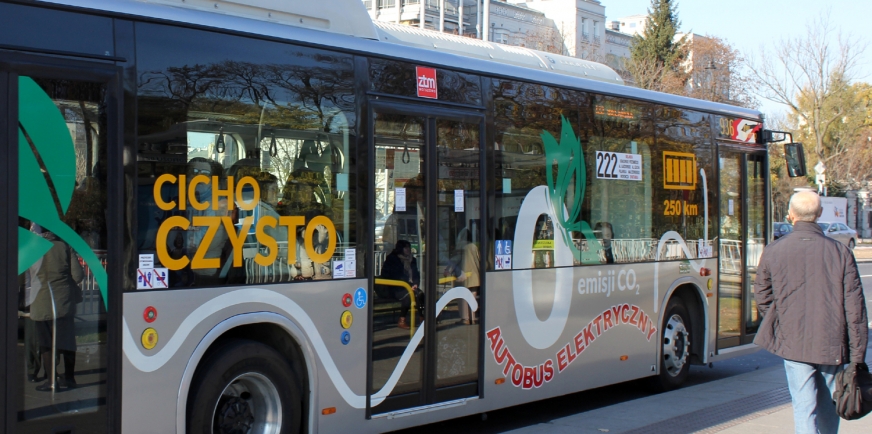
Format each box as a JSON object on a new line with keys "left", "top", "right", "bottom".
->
{"left": 139, "top": 0, "right": 382, "bottom": 39}
{"left": 373, "top": 21, "right": 624, "bottom": 85}
{"left": 37, "top": 0, "right": 762, "bottom": 121}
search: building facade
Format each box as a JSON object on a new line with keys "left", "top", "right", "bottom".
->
{"left": 615, "top": 14, "right": 647, "bottom": 36}
{"left": 362, "top": 0, "right": 634, "bottom": 78}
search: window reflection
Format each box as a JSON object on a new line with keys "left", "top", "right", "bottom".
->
{"left": 492, "top": 79, "right": 716, "bottom": 269}
{"left": 371, "top": 113, "right": 426, "bottom": 397}
{"left": 135, "top": 24, "right": 357, "bottom": 289}
{"left": 17, "top": 77, "right": 108, "bottom": 427}
{"left": 718, "top": 154, "right": 743, "bottom": 340}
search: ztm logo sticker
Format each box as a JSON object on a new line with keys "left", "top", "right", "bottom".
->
{"left": 416, "top": 66, "right": 438, "bottom": 99}
{"left": 662, "top": 152, "right": 697, "bottom": 190}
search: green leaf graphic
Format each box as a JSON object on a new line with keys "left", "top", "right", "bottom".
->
{"left": 541, "top": 115, "right": 601, "bottom": 264}
{"left": 18, "top": 77, "right": 108, "bottom": 309}
{"left": 18, "top": 129, "right": 58, "bottom": 227}
{"left": 19, "top": 77, "right": 76, "bottom": 215}
{"left": 18, "top": 227, "right": 52, "bottom": 274}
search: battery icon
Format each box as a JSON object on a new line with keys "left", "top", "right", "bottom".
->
{"left": 663, "top": 152, "right": 697, "bottom": 190}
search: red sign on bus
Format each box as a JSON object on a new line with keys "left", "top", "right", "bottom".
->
{"left": 416, "top": 66, "right": 438, "bottom": 99}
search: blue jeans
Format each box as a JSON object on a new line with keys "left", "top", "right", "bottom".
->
{"left": 783, "top": 359, "right": 842, "bottom": 434}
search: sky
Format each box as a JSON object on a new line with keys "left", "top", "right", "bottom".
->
{"left": 602, "top": 0, "right": 872, "bottom": 118}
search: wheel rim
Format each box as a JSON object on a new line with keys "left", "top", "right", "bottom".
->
{"left": 212, "top": 372, "right": 282, "bottom": 434}
{"left": 662, "top": 314, "right": 690, "bottom": 377}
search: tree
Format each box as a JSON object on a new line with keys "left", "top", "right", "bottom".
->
{"left": 684, "top": 35, "right": 757, "bottom": 108}
{"left": 522, "top": 26, "right": 565, "bottom": 56}
{"left": 747, "top": 12, "right": 867, "bottom": 165}
{"left": 800, "top": 82, "right": 872, "bottom": 192}
{"left": 628, "top": 0, "right": 688, "bottom": 90}
{"left": 623, "top": 54, "right": 686, "bottom": 94}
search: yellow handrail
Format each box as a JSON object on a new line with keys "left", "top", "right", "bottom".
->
{"left": 437, "top": 271, "right": 471, "bottom": 285}
{"left": 375, "top": 278, "right": 417, "bottom": 336}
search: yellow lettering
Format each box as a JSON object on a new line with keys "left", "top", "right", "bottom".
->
{"left": 156, "top": 216, "right": 189, "bottom": 270}
{"left": 153, "top": 174, "right": 177, "bottom": 211}
{"left": 223, "top": 216, "right": 253, "bottom": 267}
{"left": 279, "top": 216, "right": 305, "bottom": 264}
{"left": 236, "top": 176, "right": 260, "bottom": 211}
{"left": 255, "top": 216, "right": 278, "bottom": 266}
{"left": 191, "top": 216, "right": 222, "bottom": 269}
{"left": 212, "top": 176, "right": 235, "bottom": 211}
{"left": 178, "top": 175, "right": 187, "bottom": 211}
{"left": 188, "top": 175, "right": 210, "bottom": 211}
{"left": 305, "top": 215, "right": 336, "bottom": 264}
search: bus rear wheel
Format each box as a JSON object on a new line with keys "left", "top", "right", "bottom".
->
{"left": 651, "top": 298, "right": 691, "bottom": 391}
{"left": 188, "top": 340, "right": 301, "bottom": 434}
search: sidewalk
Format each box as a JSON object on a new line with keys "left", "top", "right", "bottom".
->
{"left": 854, "top": 245, "right": 872, "bottom": 262}
{"left": 503, "top": 349, "right": 872, "bottom": 433}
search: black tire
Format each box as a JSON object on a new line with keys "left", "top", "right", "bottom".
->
{"left": 849, "top": 239, "right": 856, "bottom": 250}
{"left": 187, "top": 340, "right": 302, "bottom": 434}
{"left": 650, "top": 298, "right": 691, "bottom": 392}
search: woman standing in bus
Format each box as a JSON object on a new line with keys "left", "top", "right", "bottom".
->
{"left": 457, "top": 230, "right": 480, "bottom": 325}
{"left": 380, "top": 240, "right": 422, "bottom": 329}
{"left": 30, "top": 225, "right": 83, "bottom": 391}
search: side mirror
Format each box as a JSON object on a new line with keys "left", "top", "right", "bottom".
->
{"left": 784, "top": 143, "right": 807, "bottom": 177}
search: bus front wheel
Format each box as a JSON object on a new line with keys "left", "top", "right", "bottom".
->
{"left": 187, "top": 340, "right": 301, "bottom": 434}
{"left": 652, "top": 298, "right": 691, "bottom": 391}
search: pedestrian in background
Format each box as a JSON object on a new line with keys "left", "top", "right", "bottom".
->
{"left": 754, "top": 191, "right": 868, "bottom": 434}
{"left": 457, "top": 230, "right": 480, "bottom": 325}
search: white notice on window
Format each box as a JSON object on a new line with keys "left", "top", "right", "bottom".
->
{"left": 455, "top": 190, "right": 464, "bottom": 212}
{"left": 396, "top": 188, "right": 406, "bottom": 212}
{"left": 698, "top": 239, "right": 713, "bottom": 258}
{"left": 728, "top": 199, "right": 734, "bottom": 216}
{"left": 332, "top": 260, "right": 346, "bottom": 278}
{"left": 595, "top": 151, "right": 642, "bottom": 181}
{"left": 345, "top": 248, "right": 356, "bottom": 262}
{"left": 139, "top": 254, "right": 154, "bottom": 269}
{"left": 336, "top": 173, "right": 348, "bottom": 192}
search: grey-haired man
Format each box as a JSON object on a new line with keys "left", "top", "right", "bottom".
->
{"left": 754, "top": 191, "right": 868, "bottom": 433}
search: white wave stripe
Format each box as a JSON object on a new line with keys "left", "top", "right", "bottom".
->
{"left": 512, "top": 186, "right": 575, "bottom": 349}
{"left": 370, "top": 286, "right": 477, "bottom": 404}
{"left": 123, "top": 286, "right": 478, "bottom": 409}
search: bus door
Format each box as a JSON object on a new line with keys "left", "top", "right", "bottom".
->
{"left": 716, "top": 150, "right": 767, "bottom": 349}
{"left": 368, "top": 101, "right": 484, "bottom": 415}
{"left": 1, "top": 53, "right": 120, "bottom": 433}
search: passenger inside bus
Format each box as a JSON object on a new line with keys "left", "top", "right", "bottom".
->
{"left": 594, "top": 221, "right": 615, "bottom": 264}
{"left": 380, "top": 239, "right": 423, "bottom": 329}
{"left": 279, "top": 139, "right": 331, "bottom": 218}
{"left": 29, "top": 225, "right": 83, "bottom": 391}
{"left": 185, "top": 158, "right": 236, "bottom": 286}
{"left": 456, "top": 229, "right": 480, "bottom": 325}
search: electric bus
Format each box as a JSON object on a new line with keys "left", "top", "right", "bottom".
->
{"left": 0, "top": 0, "right": 806, "bottom": 432}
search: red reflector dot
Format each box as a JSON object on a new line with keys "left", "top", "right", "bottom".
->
{"left": 144, "top": 306, "right": 158, "bottom": 323}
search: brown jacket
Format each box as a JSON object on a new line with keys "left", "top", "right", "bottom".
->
{"left": 753, "top": 221, "right": 868, "bottom": 365}
{"left": 31, "top": 233, "right": 84, "bottom": 321}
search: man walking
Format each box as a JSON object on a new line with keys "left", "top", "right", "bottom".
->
{"left": 754, "top": 191, "right": 868, "bottom": 434}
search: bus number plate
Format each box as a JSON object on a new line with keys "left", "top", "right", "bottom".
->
{"left": 595, "top": 151, "right": 642, "bottom": 181}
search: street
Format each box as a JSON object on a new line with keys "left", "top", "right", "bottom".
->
{"left": 389, "top": 258, "right": 872, "bottom": 434}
